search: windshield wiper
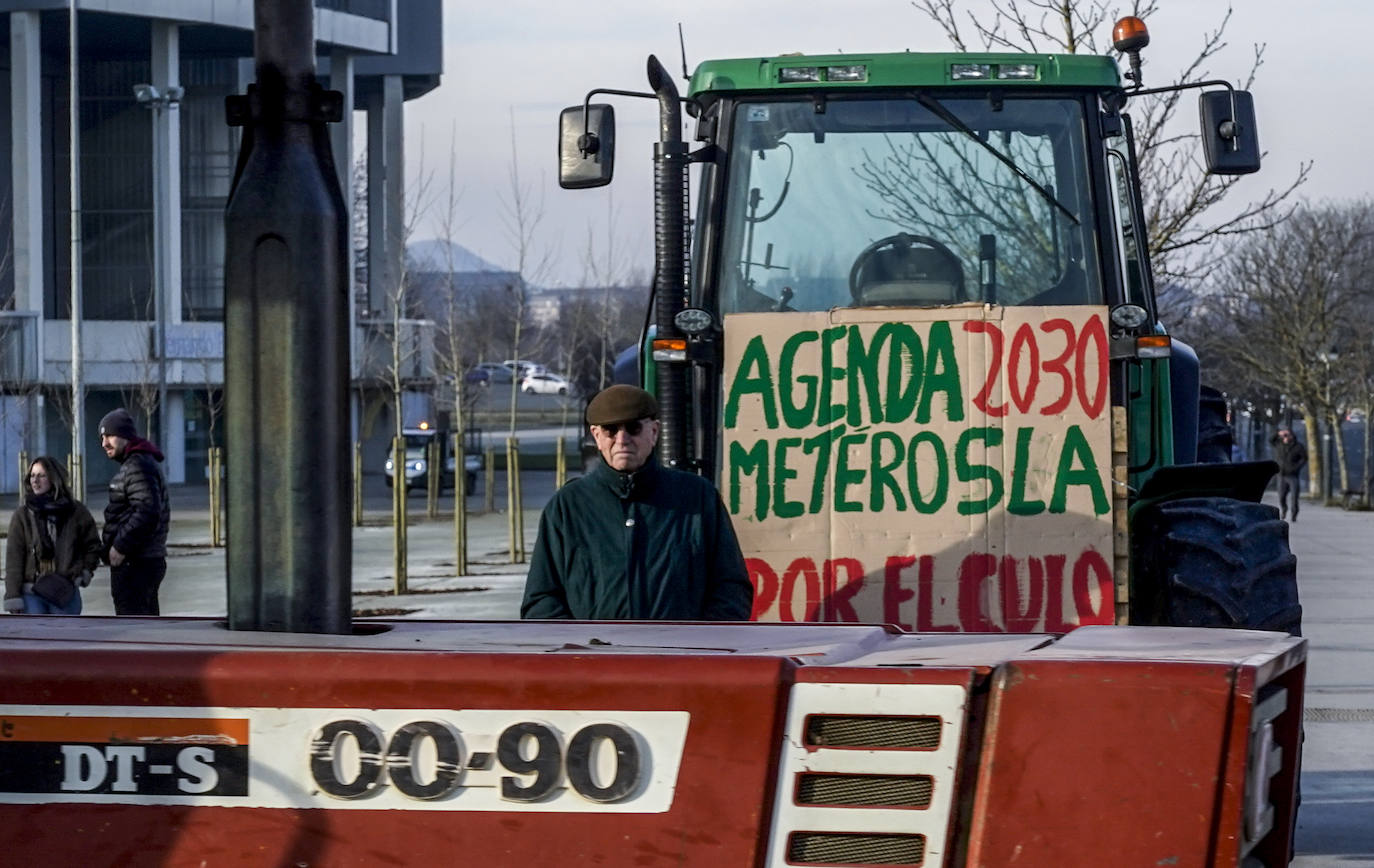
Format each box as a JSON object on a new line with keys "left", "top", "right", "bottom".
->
{"left": 915, "top": 92, "right": 1080, "bottom": 226}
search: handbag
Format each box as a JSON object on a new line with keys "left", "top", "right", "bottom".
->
{"left": 32, "top": 572, "right": 75, "bottom": 608}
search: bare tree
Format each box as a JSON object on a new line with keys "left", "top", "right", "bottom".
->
{"left": 353, "top": 140, "right": 437, "bottom": 593}
{"left": 427, "top": 133, "right": 482, "bottom": 573}
{"left": 1199, "top": 202, "right": 1374, "bottom": 499}
{"left": 498, "top": 112, "right": 556, "bottom": 437}
{"left": 119, "top": 282, "right": 161, "bottom": 438}
{"left": 429, "top": 128, "right": 473, "bottom": 425}
{"left": 579, "top": 193, "right": 635, "bottom": 394}
{"left": 910, "top": 0, "right": 1308, "bottom": 298}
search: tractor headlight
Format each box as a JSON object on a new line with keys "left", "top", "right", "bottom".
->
{"left": 996, "top": 63, "right": 1039, "bottom": 80}
{"left": 951, "top": 63, "right": 992, "bottom": 80}
{"left": 1110, "top": 303, "right": 1150, "bottom": 330}
{"left": 826, "top": 65, "right": 867, "bottom": 82}
{"left": 780, "top": 66, "right": 821, "bottom": 83}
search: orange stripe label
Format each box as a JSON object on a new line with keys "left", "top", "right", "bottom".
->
{"left": 0, "top": 716, "right": 248, "bottom": 745}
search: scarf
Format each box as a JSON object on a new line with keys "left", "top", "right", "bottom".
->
{"left": 25, "top": 492, "right": 73, "bottom": 563}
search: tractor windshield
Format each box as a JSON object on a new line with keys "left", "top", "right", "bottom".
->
{"left": 714, "top": 95, "right": 1104, "bottom": 314}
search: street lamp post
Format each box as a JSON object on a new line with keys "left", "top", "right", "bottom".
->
{"left": 1319, "top": 347, "right": 1340, "bottom": 502}
{"left": 133, "top": 82, "right": 182, "bottom": 451}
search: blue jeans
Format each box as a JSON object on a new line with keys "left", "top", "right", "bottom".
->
{"left": 22, "top": 590, "right": 83, "bottom": 615}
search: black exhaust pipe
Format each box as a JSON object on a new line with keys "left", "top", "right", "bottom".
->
{"left": 647, "top": 55, "right": 690, "bottom": 469}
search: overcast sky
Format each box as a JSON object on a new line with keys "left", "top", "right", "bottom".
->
{"left": 399, "top": 0, "right": 1369, "bottom": 285}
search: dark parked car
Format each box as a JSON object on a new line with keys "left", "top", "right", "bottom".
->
{"left": 466, "top": 362, "right": 514, "bottom": 386}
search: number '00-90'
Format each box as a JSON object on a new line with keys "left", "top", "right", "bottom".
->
{"left": 308, "top": 719, "right": 643, "bottom": 803}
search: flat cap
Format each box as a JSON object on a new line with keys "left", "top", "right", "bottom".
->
{"left": 586, "top": 385, "right": 659, "bottom": 426}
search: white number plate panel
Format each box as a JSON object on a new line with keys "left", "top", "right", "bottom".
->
{"left": 0, "top": 705, "right": 690, "bottom": 812}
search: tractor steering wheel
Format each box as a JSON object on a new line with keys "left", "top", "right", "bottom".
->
{"left": 848, "top": 233, "right": 965, "bottom": 304}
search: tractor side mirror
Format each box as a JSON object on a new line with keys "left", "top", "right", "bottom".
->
{"left": 1199, "top": 89, "right": 1261, "bottom": 175}
{"left": 559, "top": 103, "right": 616, "bottom": 189}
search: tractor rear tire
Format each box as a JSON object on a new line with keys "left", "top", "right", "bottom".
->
{"left": 1132, "top": 496, "right": 1301, "bottom": 635}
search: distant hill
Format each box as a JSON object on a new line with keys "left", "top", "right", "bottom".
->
{"left": 407, "top": 239, "right": 508, "bottom": 274}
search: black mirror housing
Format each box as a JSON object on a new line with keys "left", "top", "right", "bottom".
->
{"left": 1199, "top": 89, "right": 1261, "bottom": 175}
{"left": 559, "top": 104, "right": 616, "bottom": 189}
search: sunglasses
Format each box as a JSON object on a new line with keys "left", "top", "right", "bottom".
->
{"left": 599, "top": 419, "right": 648, "bottom": 437}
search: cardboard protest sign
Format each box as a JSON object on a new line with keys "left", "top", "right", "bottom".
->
{"left": 723, "top": 305, "right": 1115, "bottom": 632}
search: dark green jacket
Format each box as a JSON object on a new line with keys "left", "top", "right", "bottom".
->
{"left": 522, "top": 457, "right": 753, "bottom": 620}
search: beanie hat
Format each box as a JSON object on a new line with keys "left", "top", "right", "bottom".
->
{"left": 586, "top": 385, "right": 659, "bottom": 426}
{"left": 99, "top": 408, "right": 139, "bottom": 441}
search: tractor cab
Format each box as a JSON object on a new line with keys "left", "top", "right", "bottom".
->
{"left": 557, "top": 18, "right": 1295, "bottom": 636}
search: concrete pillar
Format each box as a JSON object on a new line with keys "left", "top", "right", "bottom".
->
{"left": 165, "top": 392, "right": 185, "bottom": 482}
{"left": 328, "top": 48, "right": 360, "bottom": 419}
{"left": 11, "top": 12, "right": 44, "bottom": 458}
{"left": 328, "top": 50, "right": 355, "bottom": 212}
{"left": 151, "top": 22, "right": 182, "bottom": 326}
{"left": 151, "top": 22, "right": 183, "bottom": 482}
{"left": 366, "top": 74, "right": 404, "bottom": 317}
{"left": 10, "top": 13, "right": 42, "bottom": 317}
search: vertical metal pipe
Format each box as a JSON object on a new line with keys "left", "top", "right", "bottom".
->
{"left": 254, "top": 0, "right": 315, "bottom": 86}
{"left": 69, "top": 0, "right": 84, "bottom": 500}
{"left": 207, "top": 447, "right": 215, "bottom": 545}
{"left": 209, "top": 446, "right": 222, "bottom": 547}
{"left": 452, "top": 431, "right": 467, "bottom": 576}
{"left": 513, "top": 443, "right": 524, "bottom": 563}
{"left": 426, "top": 438, "right": 439, "bottom": 517}
{"left": 224, "top": 0, "right": 351, "bottom": 632}
{"left": 555, "top": 434, "right": 566, "bottom": 489}
{"left": 646, "top": 55, "right": 689, "bottom": 468}
{"left": 392, "top": 435, "right": 407, "bottom": 594}
{"left": 353, "top": 441, "right": 363, "bottom": 526}
{"left": 506, "top": 437, "right": 518, "bottom": 562}
{"left": 68, "top": 454, "right": 81, "bottom": 505}
{"left": 484, "top": 446, "right": 495, "bottom": 514}
{"left": 152, "top": 99, "right": 169, "bottom": 448}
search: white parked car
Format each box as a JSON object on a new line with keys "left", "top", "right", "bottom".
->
{"left": 521, "top": 372, "right": 571, "bottom": 395}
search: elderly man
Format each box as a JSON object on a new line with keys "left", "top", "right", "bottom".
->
{"left": 521, "top": 385, "right": 753, "bottom": 620}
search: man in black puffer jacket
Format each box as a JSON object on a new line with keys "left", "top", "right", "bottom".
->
{"left": 99, "top": 408, "right": 170, "bottom": 614}
{"left": 1270, "top": 427, "right": 1308, "bottom": 522}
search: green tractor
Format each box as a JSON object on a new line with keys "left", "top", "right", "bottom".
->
{"left": 559, "top": 17, "right": 1298, "bottom": 635}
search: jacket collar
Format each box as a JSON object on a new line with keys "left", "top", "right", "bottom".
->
{"left": 591, "top": 453, "right": 660, "bottom": 500}
{"left": 122, "top": 437, "right": 165, "bottom": 463}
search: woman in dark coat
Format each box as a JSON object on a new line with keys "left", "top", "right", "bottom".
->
{"left": 4, "top": 456, "right": 102, "bottom": 615}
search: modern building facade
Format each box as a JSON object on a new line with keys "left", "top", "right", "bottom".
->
{"left": 0, "top": 0, "right": 440, "bottom": 491}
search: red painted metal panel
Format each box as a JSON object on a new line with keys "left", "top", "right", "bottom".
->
{"left": 0, "top": 648, "right": 793, "bottom": 867}
{"left": 0, "top": 621, "right": 1304, "bottom": 866}
{"left": 964, "top": 658, "right": 1243, "bottom": 867}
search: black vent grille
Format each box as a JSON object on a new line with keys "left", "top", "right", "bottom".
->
{"left": 797, "top": 773, "right": 934, "bottom": 808}
{"left": 788, "top": 832, "right": 925, "bottom": 866}
{"left": 804, "top": 715, "right": 941, "bottom": 749}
